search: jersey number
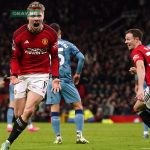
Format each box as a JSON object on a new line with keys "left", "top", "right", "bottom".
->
{"left": 58, "top": 48, "right": 65, "bottom": 66}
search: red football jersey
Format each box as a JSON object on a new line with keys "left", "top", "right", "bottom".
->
{"left": 10, "top": 24, "right": 59, "bottom": 77}
{"left": 130, "top": 45, "right": 150, "bottom": 86}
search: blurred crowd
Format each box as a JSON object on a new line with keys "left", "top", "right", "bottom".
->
{"left": 0, "top": 0, "right": 150, "bottom": 122}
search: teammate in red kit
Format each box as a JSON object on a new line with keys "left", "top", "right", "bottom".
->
{"left": 0, "top": 1, "right": 60, "bottom": 150}
{"left": 125, "top": 28, "right": 150, "bottom": 128}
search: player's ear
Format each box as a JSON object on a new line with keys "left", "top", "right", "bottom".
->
{"left": 41, "top": 12, "right": 44, "bottom": 19}
{"left": 135, "top": 37, "right": 139, "bottom": 41}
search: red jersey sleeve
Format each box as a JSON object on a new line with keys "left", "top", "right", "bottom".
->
{"left": 50, "top": 37, "right": 59, "bottom": 78}
{"left": 10, "top": 33, "right": 21, "bottom": 76}
{"left": 131, "top": 50, "right": 144, "bottom": 66}
{"left": 45, "top": 24, "right": 59, "bottom": 78}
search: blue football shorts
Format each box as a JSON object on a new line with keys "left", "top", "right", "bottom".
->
{"left": 46, "top": 79, "right": 81, "bottom": 104}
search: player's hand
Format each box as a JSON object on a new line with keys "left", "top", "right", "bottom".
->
{"left": 51, "top": 78, "right": 61, "bottom": 93}
{"left": 10, "top": 76, "right": 21, "bottom": 84}
{"left": 129, "top": 67, "right": 137, "bottom": 74}
{"left": 73, "top": 73, "right": 80, "bottom": 85}
{"left": 135, "top": 87, "right": 144, "bottom": 101}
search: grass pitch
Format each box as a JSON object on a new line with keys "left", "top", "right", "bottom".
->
{"left": 0, "top": 122, "right": 150, "bottom": 150}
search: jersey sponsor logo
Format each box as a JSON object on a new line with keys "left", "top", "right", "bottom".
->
{"left": 25, "top": 48, "right": 47, "bottom": 55}
{"left": 133, "top": 54, "right": 139, "bottom": 61}
{"left": 24, "top": 40, "right": 29, "bottom": 44}
{"left": 42, "top": 38, "right": 48, "bottom": 46}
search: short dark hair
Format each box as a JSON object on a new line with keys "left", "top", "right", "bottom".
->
{"left": 125, "top": 29, "right": 143, "bottom": 41}
{"left": 27, "top": 1, "right": 45, "bottom": 12}
{"left": 50, "top": 23, "right": 60, "bottom": 33}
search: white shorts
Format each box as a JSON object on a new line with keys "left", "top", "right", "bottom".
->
{"left": 14, "top": 74, "right": 49, "bottom": 99}
{"left": 144, "top": 86, "right": 150, "bottom": 108}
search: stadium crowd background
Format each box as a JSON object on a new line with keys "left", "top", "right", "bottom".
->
{"left": 0, "top": 0, "right": 150, "bottom": 122}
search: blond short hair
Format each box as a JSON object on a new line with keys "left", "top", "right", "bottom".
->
{"left": 27, "top": 1, "right": 45, "bottom": 12}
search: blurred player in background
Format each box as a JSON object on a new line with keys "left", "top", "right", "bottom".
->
{"left": 46, "top": 23, "right": 89, "bottom": 144}
{"left": 129, "top": 67, "right": 149, "bottom": 138}
{"left": 0, "top": 1, "right": 60, "bottom": 150}
{"left": 7, "top": 83, "right": 40, "bottom": 132}
{"left": 125, "top": 29, "right": 150, "bottom": 128}
{"left": 6, "top": 84, "right": 15, "bottom": 132}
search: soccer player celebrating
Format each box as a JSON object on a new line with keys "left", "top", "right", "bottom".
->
{"left": 0, "top": 1, "right": 60, "bottom": 150}
{"left": 46, "top": 23, "right": 89, "bottom": 144}
{"left": 125, "top": 29, "right": 150, "bottom": 128}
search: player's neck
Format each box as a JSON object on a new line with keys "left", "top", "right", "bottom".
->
{"left": 135, "top": 42, "right": 142, "bottom": 49}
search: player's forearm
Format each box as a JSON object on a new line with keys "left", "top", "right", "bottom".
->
{"left": 11, "top": 38, "right": 21, "bottom": 76}
{"left": 51, "top": 57, "right": 59, "bottom": 78}
{"left": 50, "top": 44, "right": 59, "bottom": 77}
{"left": 76, "top": 52, "right": 85, "bottom": 74}
{"left": 10, "top": 59, "right": 20, "bottom": 76}
{"left": 136, "top": 62, "right": 145, "bottom": 90}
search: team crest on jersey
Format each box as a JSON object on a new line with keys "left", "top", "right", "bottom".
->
{"left": 42, "top": 38, "right": 48, "bottom": 45}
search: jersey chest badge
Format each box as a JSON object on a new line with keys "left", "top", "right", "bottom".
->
{"left": 42, "top": 38, "right": 48, "bottom": 46}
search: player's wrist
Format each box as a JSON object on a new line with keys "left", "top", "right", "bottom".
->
{"left": 10, "top": 74, "right": 18, "bottom": 77}
{"left": 75, "top": 73, "right": 80, "bottom": 75}
{"left": 52, "top": 76, "right": 59, "bottom": 80}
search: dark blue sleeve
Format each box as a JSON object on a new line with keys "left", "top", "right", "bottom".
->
{"left": 68, "top": 41, "right": 85, "bottom": 74}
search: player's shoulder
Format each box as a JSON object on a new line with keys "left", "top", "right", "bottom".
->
{"left": 44, "top": 24, "right": 57, "bottom": 39}
{"left": 137, "top": 45, "right": 150, "bottom": 53}
{"left": 145, "top": 45, "right": 150, "bottom": 51}
{"left": 13, "top": 24, "right": 27, "bottom": 39}
{"left": 60, "top": 39, "right": 75, "bottom": 47}
{"left": 58, "top": 39, "right": 72, "bottom": 49}
{"left": 59, "top": 39, "right": 69, "bottom": 44}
